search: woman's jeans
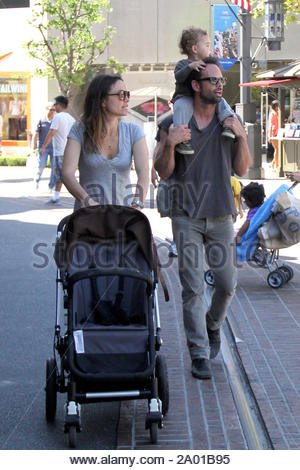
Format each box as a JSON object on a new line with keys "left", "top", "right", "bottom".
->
{"left": 172, "top": 214, "right": 237, "bottom": 360}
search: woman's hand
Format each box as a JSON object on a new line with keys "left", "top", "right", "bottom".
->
{"left": 287, "top": 171, "right": 300, "bottom": 182}
{"left": 81, "top": 195, "right": 99, "bottom": 207}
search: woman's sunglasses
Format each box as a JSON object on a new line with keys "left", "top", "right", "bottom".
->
{"left": 107, "top": 90, "right": 130, "bottom": 101}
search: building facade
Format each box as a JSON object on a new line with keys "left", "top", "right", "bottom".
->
{"left": 0, "top": 0, "right": 299, "bottom": 154}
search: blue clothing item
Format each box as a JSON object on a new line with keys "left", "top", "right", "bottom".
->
{"left": 36, "top": 118, "right": 53, "bottom": 152}
{"left": 237, "top": 184, "right": 290, "bottom": 262}
{"left": 68, "top": 120, "right": 145, "bottom": 210}
{"left": 35, "top": 148, "right": 55, "bottom": 188}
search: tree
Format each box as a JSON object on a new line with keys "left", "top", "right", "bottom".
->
{"left": 253, "top": 0, "right": 300, "bottom": 25}
{"left": 25, "top": 0, "right": 124, "bottom": 100}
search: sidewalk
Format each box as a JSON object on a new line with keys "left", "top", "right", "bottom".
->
{"left": 117, "top": 174, "right": 300, "bottom": 450}
{"left": 2, "top": 166, "right": 300, "bottom": 450}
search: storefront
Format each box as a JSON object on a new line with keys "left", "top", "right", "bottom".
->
{"left": 240, "top": 74, "right": 300, "bottom": 176}
{"left": 0, "top": 72, "right": 30, "bottom": 152}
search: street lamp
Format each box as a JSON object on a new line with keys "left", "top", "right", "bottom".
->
{"left": 264, "top": 0, "right": 284, "bottom": 50}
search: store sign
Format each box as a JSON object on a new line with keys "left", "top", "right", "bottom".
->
{"left": 213, "top": 5, "right": 239, "bottom": 71}
{"left": 0, "top": 83, "right": 27, "bottom": 94}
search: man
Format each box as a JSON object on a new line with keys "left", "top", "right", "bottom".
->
{"left": 32, "top": 102, "right": 56, "bottom": 190}
{"left": 40, "top": 95, "right": 75, "bottom": 203}
{"left": 154, "top": 56, "right": 252, "bottom": 380}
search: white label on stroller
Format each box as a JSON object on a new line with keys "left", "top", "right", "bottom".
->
{"left": 73, "top": 330, "right": 85, "bottom": 354}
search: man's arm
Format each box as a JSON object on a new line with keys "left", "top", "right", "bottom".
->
{"left": 31, "top": 131, "right": 38, "bottom": 152}
{"left": 154, "top": 124, "right": 191, "bottom": 179}
{"left": 40, "top": 129, "right": 57, "bottom": 156}
{"left": 224, "top": 115, "right": 253, "bottom": 176}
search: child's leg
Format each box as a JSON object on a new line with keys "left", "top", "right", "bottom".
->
{"left": 217, "top": 98, "right": 235, "bottom": 139}
{"left": 173, "top": 96, "right": 194, "bottom": 127}
{"left": 217, "top": 98, "right": 234, "bottom": 123}
{"left": 173, "top": 97, "right": 194, "bottom": 154}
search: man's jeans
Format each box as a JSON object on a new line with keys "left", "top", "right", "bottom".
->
{"left": 35, "top": 148, "right": 55, "bottom": 189}
{"left": 172, "top": 214, "right": 237, "bottom": 360}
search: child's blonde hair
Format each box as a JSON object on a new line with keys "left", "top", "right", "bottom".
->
{"left": 179, "top": 27, "right": 208, "bottom": 56}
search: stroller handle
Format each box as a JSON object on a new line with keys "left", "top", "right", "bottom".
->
{"left": 288, "top": 181, "right": 299, "bottom": 192}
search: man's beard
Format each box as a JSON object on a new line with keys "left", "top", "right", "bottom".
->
{"left": 199, "top": 92, "right": 221, "bottom": 105}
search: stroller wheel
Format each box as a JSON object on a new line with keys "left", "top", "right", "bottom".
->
{"left": 204, "top": 269, "right": 215, "bottom": 287}
{"left": 156, "top": 354, "right": 169, "bottom": 416}
{"left": 267, "top": 270, "right": 285, "bottom": 289}
{"left": 150, "top": 422, "right": 158, "bottom": 444}
{"left": 278, "top": 265, "right": 294, "bottom": 282}
{"left": 252, "top": 248, "right": 265, "bottom": 267}
{"left": 45, "top": 358, "right": 57, "bottom": 422}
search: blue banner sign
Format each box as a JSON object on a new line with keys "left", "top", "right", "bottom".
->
{"left": 213, "top": 5, "right": 239, "bottom": 71}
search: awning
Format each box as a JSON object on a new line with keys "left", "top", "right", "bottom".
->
{"left": 239, "top": 78, "right": 300, "bottom": 88}
{"left": 0, "top": 52, "right": 12, "bottom": 60}
{"left": 256, "top": 60, "right": 300, "bottom": 79}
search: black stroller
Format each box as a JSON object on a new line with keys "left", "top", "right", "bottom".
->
{"left": 45, "top": 205, "right": 169, "bottom": 447}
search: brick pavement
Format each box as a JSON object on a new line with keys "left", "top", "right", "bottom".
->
{"left": 117, "top": 177, "right": 300, "bottom": 451}
{"left": 117, "top": 237, "right": 300, "bottom": 450}
{"left": 4, "top": 167, "right": 300, "bottom": 450}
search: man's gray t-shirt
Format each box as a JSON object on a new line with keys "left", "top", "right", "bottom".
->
{"left": 68, "top": 120, "right": 145, "bottom": 211}
{"left": 170, "top": 114, "right": 237, "bottom": 219}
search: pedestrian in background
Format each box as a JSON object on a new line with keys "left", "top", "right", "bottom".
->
{"left": 31, "top": 102, "right": 56, "bottom": 190}
{"left": 40, "top": 95, "right": 75, "bottom": 203}
{"left": 268, "top": 100, "right": 280, "bottom": 170}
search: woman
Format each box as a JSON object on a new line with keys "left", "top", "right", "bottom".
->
{"left": 268, "top": 100, "right": 279, "bottom": 170}
{"left": 62, "top": 74, "right": 149, "bottom": 210}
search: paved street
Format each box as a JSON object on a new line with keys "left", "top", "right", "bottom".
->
{"left": 1, "top": 165, "right": 300, "bottom": 451}
{"left": 0, "top": 167, "right": 119, "bottom": 450}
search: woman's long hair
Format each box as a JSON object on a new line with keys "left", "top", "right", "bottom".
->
{"left": 82, "top": 74, "right": 122, "bottom": 152}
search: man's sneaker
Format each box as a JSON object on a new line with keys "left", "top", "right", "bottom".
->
{"left": 47, "top": 195, "right": 60, "bottom": 204}
{"left": 221, "top": 127, "right": 235, "bottom": 140}
{"left": 168, "top": 241, "right": 178, "bottom": 257}
{"left": 191, "top": 358, "right": 212, "bottom": 380}
{"left": 207, "top": 326, "right": 221, "bottom": 359}
{"left": 176, "top": 141, "right": 194, "bottom": 155}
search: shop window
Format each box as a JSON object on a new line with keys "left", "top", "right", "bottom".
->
{"left": 0, "top": 73, "right": 30, "bottom": 143}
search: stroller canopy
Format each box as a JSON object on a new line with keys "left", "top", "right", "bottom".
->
{"left": 54, "top": 205, "right": 155, "bottom": 273}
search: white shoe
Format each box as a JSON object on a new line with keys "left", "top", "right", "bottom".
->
{"left": 47, "top": 195, "right": 60, "bottom": 204}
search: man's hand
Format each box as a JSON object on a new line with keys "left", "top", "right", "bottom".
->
{"left": 167, "top": 124, "right": 191, "bottom": 147}
{"left": 40, "top": 147, "right": 45, "bottom": 156}
{"left": 151, "top": 167, "right": 159, "bottom": 187}
{"left": 189, "top": 60, "right": 206, "bottom": 71}
{"left": 223, "top": 116, "right": 247, "bottom": 140}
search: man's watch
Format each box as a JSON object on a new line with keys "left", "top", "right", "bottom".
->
{"left": 131, "top": 199, "right": 144, "bottom": 209}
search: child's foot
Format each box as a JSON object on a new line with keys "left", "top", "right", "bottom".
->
{"left": 176, "top": 141, "right": 194, "bottom": 155}
{"left": 221, "top": 127, "right": 235, "bottom": 139}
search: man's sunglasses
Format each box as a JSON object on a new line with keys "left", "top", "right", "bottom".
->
{"left": 198, "top": 77, "right": 227, "bottom": 86}
{"left": 107, "top": 90, "right": 130, "bottom": 100}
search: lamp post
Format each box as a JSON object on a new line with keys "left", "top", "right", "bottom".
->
{"left": 236, "top": 10, "right": 263, "bottom": 178}
{"left": 264, "top": 0, "right": 284, "bottom": 50}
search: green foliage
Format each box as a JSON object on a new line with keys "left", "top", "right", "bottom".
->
{"left": 253, "top": 0, "right": 300, "bottom": 25}
{"left": 0, "top": 156, "right": 27, "bottom": 166}
{"left": 25, "top": 0, "right": 124, "bottom": 98}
